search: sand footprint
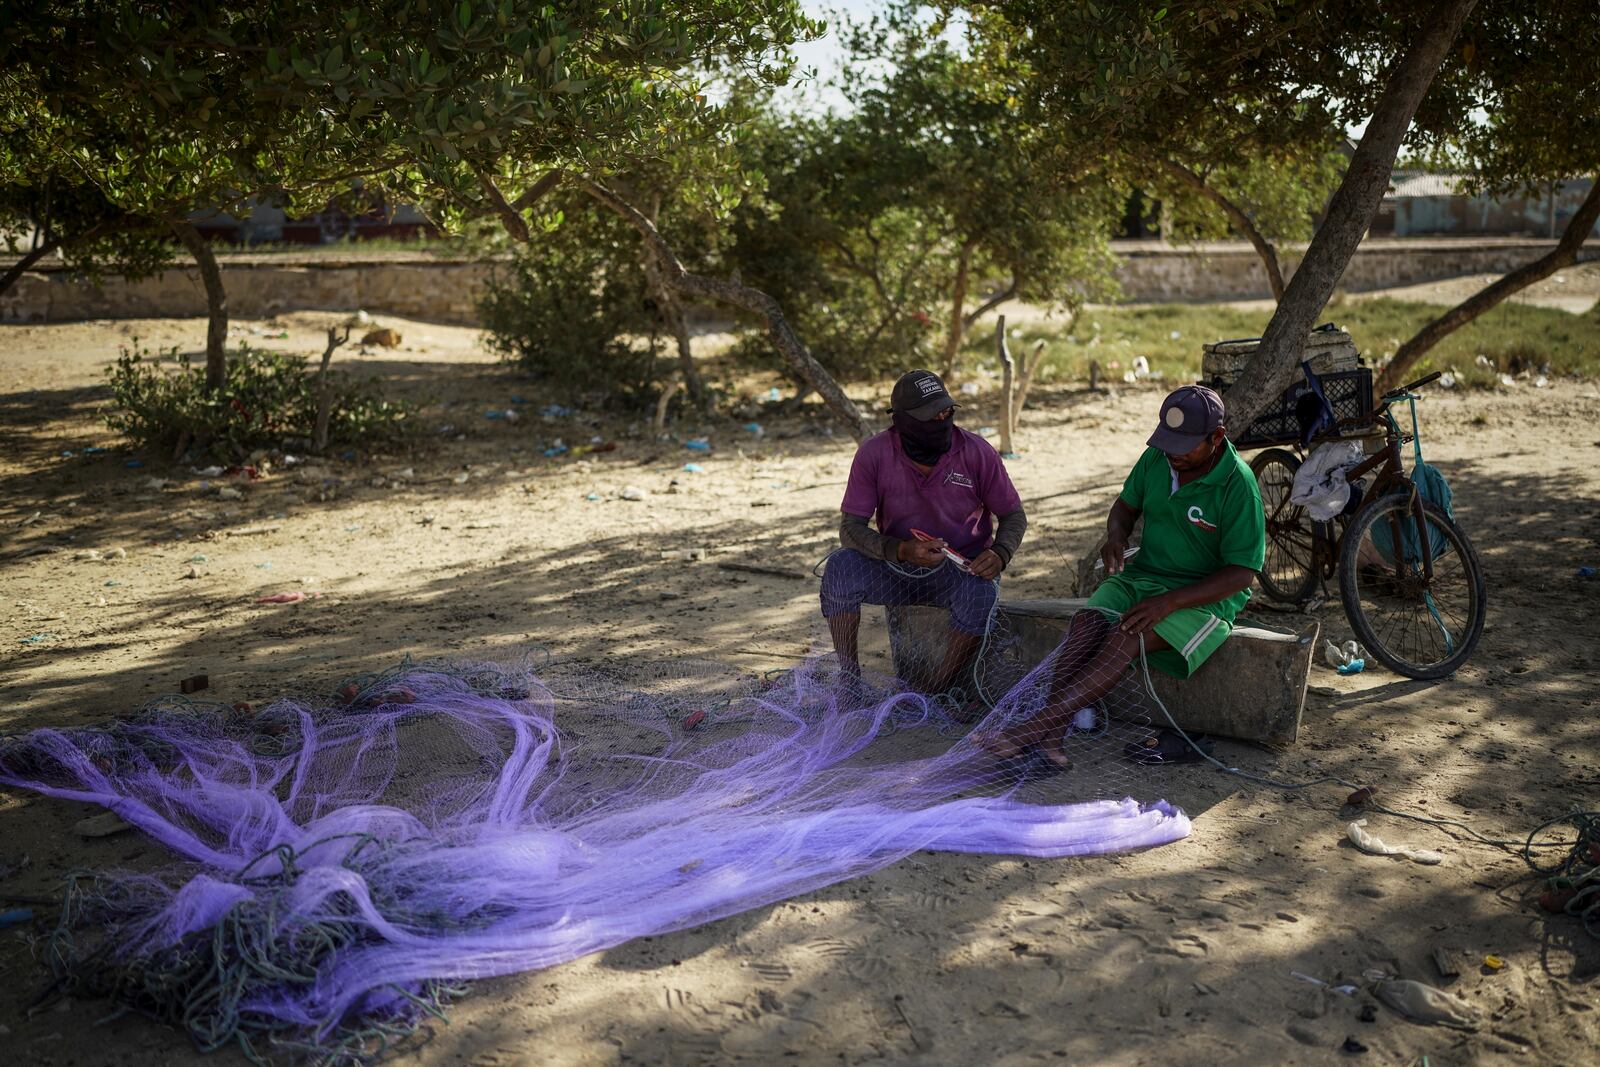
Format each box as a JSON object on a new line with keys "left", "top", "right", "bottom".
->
{"left": 806, "top": 936, "right": 859, "bottom": 959}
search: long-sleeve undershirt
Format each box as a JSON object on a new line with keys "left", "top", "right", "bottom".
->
{"left": 839, "top": 506, "right": 1027, "bottom": 568}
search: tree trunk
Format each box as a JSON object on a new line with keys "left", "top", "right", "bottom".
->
{"left": 0, "top": 238, "right": 63, "bottom": 297}
{"left": 943, "top": 241, "right": 977, "bottom": 379}
{"left": 1161, "top": 159, "right": 1286, "bottom": 301}
{"left": 1222, "top": 0, "right": 1478, "bottom": 437}
{"left": 170, "top": 220, "right": 229, "bottom": 392}
{"left": 577, "top": 177, "right": 867, "bottom": 440}
{"left": 313, "top": 326, "right": 350, "bottom": 452}
{"left": 640, "top": 244, "right": 705, "bottom": 406}
{"left": 1377, "top": 176, "right": 1600, "bottom": 393}
{"left": 996, "top": 315, "right": 1016, "bottom": 456}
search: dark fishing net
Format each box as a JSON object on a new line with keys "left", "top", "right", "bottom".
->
{"left": 1, "top": 560, "right": 1187, "bottom": 1064}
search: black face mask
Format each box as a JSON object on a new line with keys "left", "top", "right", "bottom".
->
{"left": 893, "top": 411, "right": 953, "bottom": 464}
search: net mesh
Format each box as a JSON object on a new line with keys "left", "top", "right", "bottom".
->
{"left": 0, "top": 553, "right": 1187, "bottom": 1064}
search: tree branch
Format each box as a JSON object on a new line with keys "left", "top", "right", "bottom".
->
{"left": 510, "top": 171, "right": 564, "bottom": 213}
{"left": 1223, "top": 0, "right": 1479, "bottom": 436}
{"left": 963, "top": 275, "right": 1019, "bottom": 330}
{"left": 1377, "top": 176, "right": 1600, "bottom": 393}
{"left": 574, "top": 176, "right": 867, "bottom": 440}
{"left": 0, "top": 238, "right": 63, "bottom": 297}
{"left": 1161, "top": 158, "right": 1286, "bottom": 301}
{"left": 473, "top": 169, "right": 531, "bottom": 244}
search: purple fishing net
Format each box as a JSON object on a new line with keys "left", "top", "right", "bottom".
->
{"left": 0, "top": 637, "right": 1187, "bottom": 1062}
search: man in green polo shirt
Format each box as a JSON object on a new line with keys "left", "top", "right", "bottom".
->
{"left": 982, "top": 384, "right": 1265, "bottom": 768}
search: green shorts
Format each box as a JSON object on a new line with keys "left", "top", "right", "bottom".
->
{"left": 1087, "top": 573, "right": 1234, "bottom": 679}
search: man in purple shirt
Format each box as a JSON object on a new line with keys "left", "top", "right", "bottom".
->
{"left": 821, "top": 369, "right": 1028, "bottom": 695}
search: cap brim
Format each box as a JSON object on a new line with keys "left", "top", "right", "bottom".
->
{"left": 1147, "top": 425, "right": 1206, "bottom": 454}
{"left": 905, "top": 395, "right": 956, "bottom": 420}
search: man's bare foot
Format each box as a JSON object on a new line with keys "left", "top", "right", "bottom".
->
{"left": 976, "top": 729, "right": 1028, "bottom": 759}
{"left": 976, "top": 722, "right": 1071, "bottom": 769}
{"left": 1037, "top": 738, "right": 1073, "bottom": 770}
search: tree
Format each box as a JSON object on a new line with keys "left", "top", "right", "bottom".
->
{"left": 2, "top": 1, "right": 869, "bottom": 433}
{"left": 726, "top": 4, "right": 1123, "bottom": 390}
{"left": 0, "top": 76, "right": 173, "bottom": 306}
{"left": 1145, "top": 141, "right": 1346, "bottom": 302}
{"left": 993, "top": 0, "right": 1482, "bottom": 432}
{"left": 1376, "top": 0, "right": 1600, "bottom": 392}
{"left": 839, "top": 5, "right": 1127, "bottom": 379}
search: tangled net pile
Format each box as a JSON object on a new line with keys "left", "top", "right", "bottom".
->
{"left": 1525, "top": 811, "right": 1600, "bottom": 940}
{"left": 0, "top": 583, "right": 1187, "bottom": 1063}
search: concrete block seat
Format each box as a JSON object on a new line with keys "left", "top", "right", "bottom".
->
{"left": 889, "top": 598, "right": 1318, "bottom": 745}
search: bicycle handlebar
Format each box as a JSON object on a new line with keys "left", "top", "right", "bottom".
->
{"left": 1381, "top": 370, "right": 1441, "bottom": 400}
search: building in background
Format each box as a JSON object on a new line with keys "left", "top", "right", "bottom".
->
{"left": 190, "top": 196, "right": 437, "bottom": 245}
{"left": 1370, "top": 175, "right": 1596, "bottom": 238}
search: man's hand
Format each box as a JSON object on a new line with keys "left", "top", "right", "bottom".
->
{"left": 1102, "top": 537, "right": 1130, "bottom": 575}
{"left": 898, "top": 537, "right": 948, "bottom": 568}
{"left": 969, "top": 549, "right": 1004, "bottom": 580}
{"left": 1119, "top": 593, "right": 1176, "bottom": 635}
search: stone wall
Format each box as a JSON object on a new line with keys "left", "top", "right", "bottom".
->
{"left": 4, "top": 238, "right": 1596, "bottom": 326}
{"left": 1114, "top": 237, "right": 1600, "bottom": 302}
{"left": 1, "top": 255, "right": 495, "bottom": 326}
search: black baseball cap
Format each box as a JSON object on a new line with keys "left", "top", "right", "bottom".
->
{"left": 1147, "top": 384, "right": 1226, "bottom": 453}
{"left": 890, "top": 369, "right": 956, "bottom": 421}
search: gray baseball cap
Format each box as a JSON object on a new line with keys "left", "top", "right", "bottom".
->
{"left": 890, "top": 369, "right": 956, "bottom": 420}
{"left": 1147, "top": 384, "right": 1226, "bottom": 453}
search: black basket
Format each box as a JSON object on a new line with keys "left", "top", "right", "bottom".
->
{"left": 1221, "top": 367, "right": 1373, "bottom": 448}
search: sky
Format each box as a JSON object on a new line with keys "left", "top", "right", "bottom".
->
{"left": 784, "top": 1, "right": 1380, "bottom": 139}
{"left": 780, "top": 0, "right": 897, "bottom": 113}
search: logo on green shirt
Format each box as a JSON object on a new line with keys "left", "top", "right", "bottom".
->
{"left": 1186, "top": 505, "right": 1217, "bottom": 533}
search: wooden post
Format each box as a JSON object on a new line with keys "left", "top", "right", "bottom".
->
{"left": 997, "top": 315, "right": 1016, "bottom": 456}
{"left": 1014, "top": 340, "right": 1046, "bottom": 429}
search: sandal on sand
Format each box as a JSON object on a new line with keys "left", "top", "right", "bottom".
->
{"left": 1124, "top": 729, "right": 1215, "bottom": 766}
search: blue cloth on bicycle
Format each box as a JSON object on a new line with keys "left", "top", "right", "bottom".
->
{"left": 1370, "top": 396, "right": 1454, "bottom": 563}
{"left": 1296, "top": 359, "right": 1337, "bottom": 445}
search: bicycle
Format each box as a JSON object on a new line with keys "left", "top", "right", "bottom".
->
{"left": 1248, "top": 371, "right": 1486, "bottom": 679}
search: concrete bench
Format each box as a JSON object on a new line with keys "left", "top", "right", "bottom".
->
{"left": 889, "top": 598, "right": 1318, "bottom": 745}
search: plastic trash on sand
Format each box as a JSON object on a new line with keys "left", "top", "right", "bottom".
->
{"left": 1373, "top": 978, "right": 1480, "bottom": 1029}
{"left": 1347, "top": 819, "right": 1443, "bottom": 865}
{"left": 1325, "top": 639, "right": 1364, "bottom": 669}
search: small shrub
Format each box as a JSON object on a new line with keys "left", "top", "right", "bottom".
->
{"left": 105, "top": 340, "right": 407, "bottom": 459}
{"left": 478, "top": 210, "right": 667, "bottom": 404}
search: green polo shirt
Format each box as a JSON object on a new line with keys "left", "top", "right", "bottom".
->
{"left": 1119, "top": 441, "right": 1266, "bottom": 622}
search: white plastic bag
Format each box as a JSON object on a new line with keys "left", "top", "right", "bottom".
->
{"left": 1347, "top": 819, "right": 1444, "bottom": 865}
{"left": 1290, "top": 442, "right": 1363, "bottom": 521}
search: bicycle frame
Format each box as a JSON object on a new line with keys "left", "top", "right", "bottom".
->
{"left": 1299, "top": 377, "right": 1439, "bottom": 587}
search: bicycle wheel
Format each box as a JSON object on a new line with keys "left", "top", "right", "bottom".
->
{"left": 1338, "top": 493, "right": 1486, "bottom": 679}
{"left": 1249, "top": 448, "right": 1317, "bottom": 602}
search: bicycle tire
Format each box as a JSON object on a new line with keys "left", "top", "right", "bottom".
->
{"left": 1338, "top": 494, "right": 1486, "bottom": 679}
{"left": 1249, "top": 448, "right": 1318, "bottom": 603}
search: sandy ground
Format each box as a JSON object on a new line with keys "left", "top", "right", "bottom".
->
{"left": 1, "top": 306, "right": 1599, "bottom": 1067}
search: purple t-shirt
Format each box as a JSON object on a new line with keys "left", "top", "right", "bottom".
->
{"left": 840, "top": 427, "right": 1023, "bottom": 560}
